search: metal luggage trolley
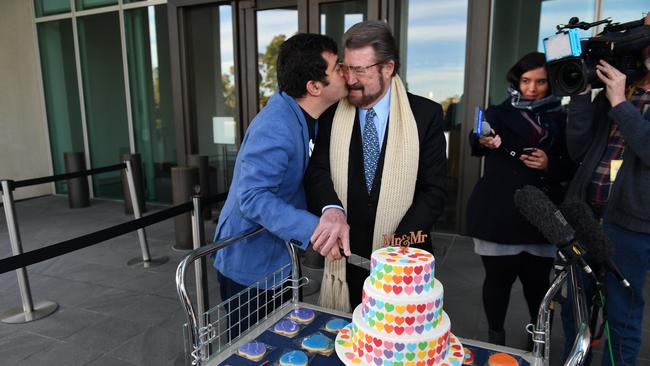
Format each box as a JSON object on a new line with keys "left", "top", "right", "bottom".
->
{"left": 176, "top": 227, "right": 349, "bottom": 366}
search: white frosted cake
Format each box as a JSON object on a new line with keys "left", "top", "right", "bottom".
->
{"left": 335, "top": 246, "right": 465, "bottom": 365}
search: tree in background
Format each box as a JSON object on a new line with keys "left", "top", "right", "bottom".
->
{"left": 220, "top": 34, "right": 287, "bottom": 112}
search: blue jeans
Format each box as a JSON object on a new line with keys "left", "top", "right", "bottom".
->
{"left": 561, "top": 223, "right": 650, "bottom": 365}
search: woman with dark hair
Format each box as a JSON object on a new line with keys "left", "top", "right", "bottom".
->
{"left": 466, "top": 52, "right": 574, "bottom": 346}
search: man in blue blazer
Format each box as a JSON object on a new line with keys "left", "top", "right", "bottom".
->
{"left": 212, "top": 33, "right": 349, "bottom": 336}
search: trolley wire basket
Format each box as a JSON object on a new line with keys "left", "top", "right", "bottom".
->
{"left": 176, "top": 227, "right": 309, "bottom": 365}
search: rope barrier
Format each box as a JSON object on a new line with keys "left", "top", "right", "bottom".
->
{"left": 0, "top": 202, "right": 193, "bottom": 274}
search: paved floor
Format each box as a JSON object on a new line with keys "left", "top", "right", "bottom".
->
{"left": 0, "top": 195, "right": 648, "bottom": 365}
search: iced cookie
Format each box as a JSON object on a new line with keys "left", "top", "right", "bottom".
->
{"left": 301, "top": 333, "right": 334, "bottom": 355}
{"left": 279, "top": 350, "right": 308, "bottom": 366}
{"left": 274, "top": 319, "right": 300, "bottom": 337}
{"left": 463, "top": 347, "right": 475, "bottom": 365}
{"left": 324, "top": 318, "right": 348, "bottom": 333}
{"left": 487, "top": 352, "right": 518, "bottom": 366}
{"left": 237, "top": 341, "right": 266, "bottom": 361}
{"left": 289, "top": 308, "right": 315, "bottom": 324}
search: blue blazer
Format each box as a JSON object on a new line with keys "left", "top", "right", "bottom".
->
{"left": 213, "top": 92, "right": 319, "bottom": 286}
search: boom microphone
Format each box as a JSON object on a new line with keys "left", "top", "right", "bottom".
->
{"left": 513, "top": 185, "right": 593, "bottom": 275}
{"left": 560, "top": 199, "right": 631, "bottom": 288}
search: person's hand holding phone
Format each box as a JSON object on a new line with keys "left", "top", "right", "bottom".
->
{"left": 519, "top": 148, "right": 548, "bottom": 170}
{"left": 478, "top": 134, "right": 501, "bottom": 150}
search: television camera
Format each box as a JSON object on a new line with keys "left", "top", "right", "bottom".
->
{"left": 544, "top": 16, "right": 650, "bottom": 96}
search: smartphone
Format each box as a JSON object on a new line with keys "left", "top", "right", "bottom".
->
{"left": 521, "top": 147, "right": 536, "bottom": 154}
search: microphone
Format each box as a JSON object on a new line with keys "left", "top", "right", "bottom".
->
{"left": 474, "top": 106, "right": 495, "bottom": 137}
{"left": 513, "top": 185, "right": 593, "bottom": 275}
{"left": 560, "top": 199, "right": 631, "bottom": 288}
{"left": 474, "top": 121, "right": 494, "bottom": 137}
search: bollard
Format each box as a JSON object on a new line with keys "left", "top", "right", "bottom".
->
{"left": 172, "top": 166, "right": 199, "bottom": 250}
{"left": 121, "top": 153, "right": 146, "bottom": 215}
{"left": 64, "top": 152, "right": 89, "bottom": 208}
{"left": 191, "top": 194, "right": 210, "bottom": 357}
{"left": 187, "top": 154, "right": 211, "bottom": 220}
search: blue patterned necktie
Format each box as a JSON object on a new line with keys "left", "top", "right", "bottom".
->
{"left": 362, "top": 108, "right": 380, "bottom": 193}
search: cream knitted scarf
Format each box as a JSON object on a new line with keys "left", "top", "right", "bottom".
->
{"left": 318, "top": 75, "right": 419, "bottom": 312}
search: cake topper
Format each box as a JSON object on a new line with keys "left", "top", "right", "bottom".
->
{"left": 382, "top": 230, "right": 428, "bottom": 252}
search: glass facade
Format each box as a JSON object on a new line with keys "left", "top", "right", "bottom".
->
{"left": 34, "top": 0, "right": 70, "bottom": 17}
{"left": 37, "top": 20, "right": 84, "bottom": 194}
{"left": 75, "top": 0, "right": 117, "bottom": 11}
{"left": 77, "top": 12, "right": 130, "bottom": 199}
{"left": 402, "top": 0, "right": 469, "bottom": 232}
{"left": 125, "top": 5, "right": 175, "bottom": 203}
{"left": 31, "top": 0, "right": 640, "bottom": 231}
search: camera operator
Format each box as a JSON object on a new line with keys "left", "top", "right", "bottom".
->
{"left": 563, "top": 13, "right": 650, "bottom": 365}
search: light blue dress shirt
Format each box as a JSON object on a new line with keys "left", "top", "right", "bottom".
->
{"left": 321, "top": 87, "right": 393, "bottom": 214}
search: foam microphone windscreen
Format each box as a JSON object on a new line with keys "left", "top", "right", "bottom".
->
{"left": 560, "top": 199, "right": 612, "bottom": 264}
{"left": 479, "top": 121, "right": 492, "bottom": 137}
{"left": 513, "top": 185, "right": 575, "bottom": 247}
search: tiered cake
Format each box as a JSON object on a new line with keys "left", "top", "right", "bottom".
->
{"left": 335, "top": 246, "right": 464, "bottom": 365}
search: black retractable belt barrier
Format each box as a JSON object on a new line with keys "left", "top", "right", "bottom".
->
{"left": 12, "top": 163, "right": 126, "bottom": 189}
{"left": 0, "top": 202, "right": 193, "bottom": 275}
{"left": 202, "top": 192, "right": 228, "bottom": 207}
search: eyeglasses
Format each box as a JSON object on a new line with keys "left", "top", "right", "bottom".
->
{"left": 337, "top": 61, "right": 383, "bottom": 76}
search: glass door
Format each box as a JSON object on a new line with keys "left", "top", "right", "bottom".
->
{"left": 181, "top": 3, "right": 238, "bottom": 195}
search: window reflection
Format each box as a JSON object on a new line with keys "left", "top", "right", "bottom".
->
{"left": 538, "top": 0, "right": 595, "bottom": 51}
{"left": 77, "top": 12, "right": 130, "bottom": 199}
{"left": 257, "top": 8, "right": 298, "bottom": 109}
{"left": 319, "top": 1, "right": 367, "bottom": 43}
{"left": 125, "top": 5, "right": 175, "bottom": 203}
{"left": 185, "top": 4, "right": 238, "bottom": 195}
{"left": 402, "top": 0, "right": 468, "bottom": 232}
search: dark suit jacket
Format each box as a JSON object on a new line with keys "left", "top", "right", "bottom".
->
{"left": 305, "top": 92, "right": 448, "bottom": 259}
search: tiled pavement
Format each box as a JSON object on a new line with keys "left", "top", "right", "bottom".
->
{"left": 0, "top": 195, "right": 648, "bottom": 365}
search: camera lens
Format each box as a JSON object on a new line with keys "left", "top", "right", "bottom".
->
{"left": 558, "top": 61, "right": 586, "bottom": 95}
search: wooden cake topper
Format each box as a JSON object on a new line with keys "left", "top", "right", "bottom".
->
{"left": 382, "top": 230, "right": 428, "bottom": 253}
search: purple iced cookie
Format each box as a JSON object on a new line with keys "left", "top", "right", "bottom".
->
{"left": 274, "top": 319, "right": 299, "bottom": 337}
{"left": 289, "top": 308, "right": 315, "bottom": 324}
{"left": 237, "top": 341, "right": 266, "bottom": 361}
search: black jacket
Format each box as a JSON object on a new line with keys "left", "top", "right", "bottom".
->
{"left": 305, "top": 93, "right": 448, "bottom": 258}
{"left": 566, "top": 92, "right": 650, "bottom": 234}
{"left": 466, "top": 98, "right": 574, "bottom": 244}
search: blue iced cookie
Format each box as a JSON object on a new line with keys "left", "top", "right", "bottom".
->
{"left": 289, "top": 308, "right": 315, "bottom": 324}
{"left": 324, "top": 318, "right": 349, "bottom": 333}
{"left": 301, "top": 333, "right": 333, "bottom": 355}
{"left": 237, "top": 341, "right": 266, "bottom": 361}
{"left": 274, "top": 319, "right": 299, "bottom": 337}
{"left": 279, "top": 350, "right": 308, "bottom": 366}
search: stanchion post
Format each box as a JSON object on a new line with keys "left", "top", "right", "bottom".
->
{"left": 124, "top": 160, "right": 169, "bottom": 268}
{"left": 1, "top": 180, "right": 58, "bottom": 324}
{"left": 191, "top": 192, "right": 209, "bottom": 356}
{"left": 121, "top": 153, "right": 146, "bottom": 215}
